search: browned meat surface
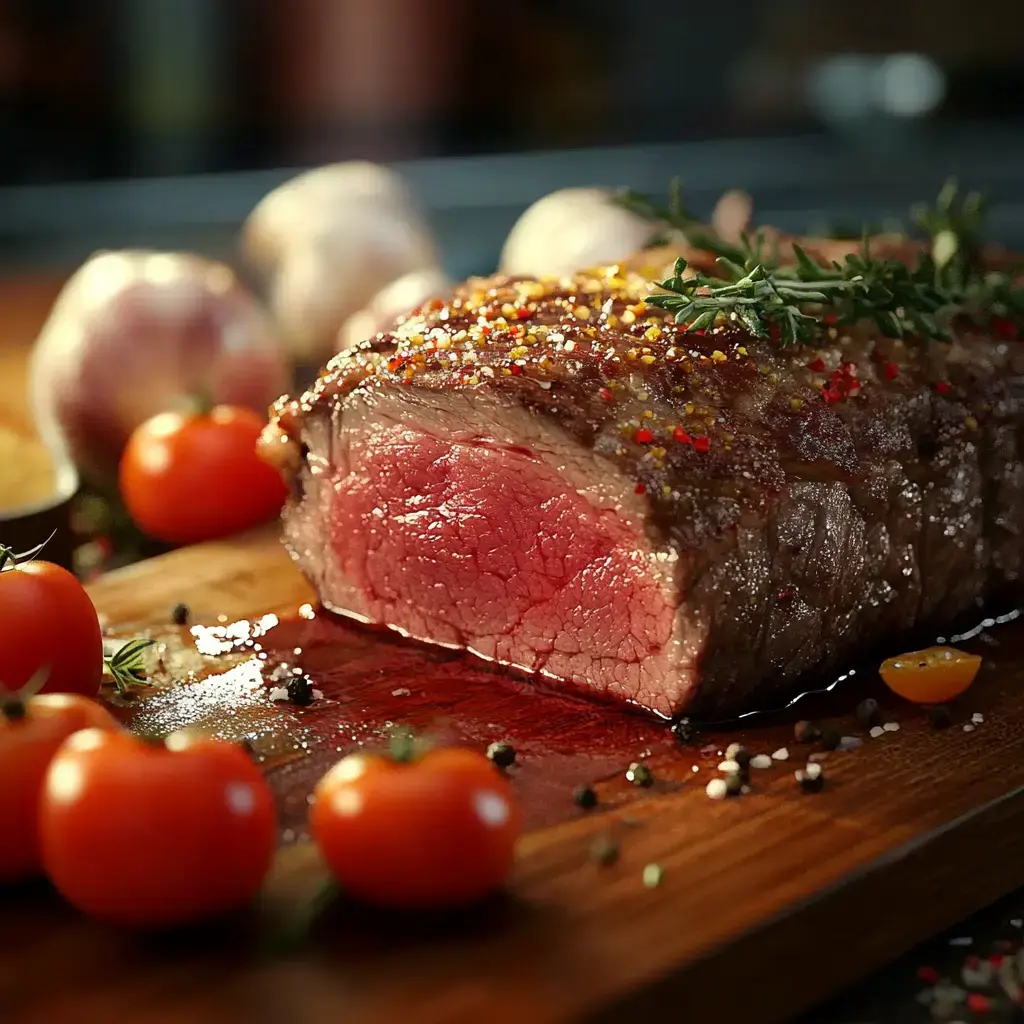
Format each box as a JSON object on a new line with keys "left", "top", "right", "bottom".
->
{"left": 263, "top": 246, "right": 1024, "bottom": 719}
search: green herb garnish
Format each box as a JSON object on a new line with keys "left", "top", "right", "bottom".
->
{"left": 104, "top": 637, "right": 155, "bottom": 693}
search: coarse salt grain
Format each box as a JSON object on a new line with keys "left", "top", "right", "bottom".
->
{"left": 706, "top": 778, "right": 728, "bottom": 800}
{"left": 312, "top": 689, "right": 324, "bottom": 701}
{"left": 870, "top": 725, "right": 885, "bottom": 739}
{"left": 772, "top": 747, "right": 790, "bottom": 761}
{"left": 972, "top": 712, "right": 984, "bottom": 724}
{"left": 883, "top": 721, "right": 900, "bottom": 732}
{"left": 809, "top": 752, "right": 829, "bottom": 762}
{"left": 718, "top": 759, "right": 740, "bottom": 773}
{"left": 392, "top": 687, "right": 411, "bottom": 697}
{"left": 269, "top": 687, "right": 289, "bottom": 702}
{"left": 838, "top": 735, "right": 863, "bottom": 751}
{"left": 803, "top": 762, "right": 823, "bottom": 780}
{"left": 949, "top": 936, "right": 973, "bottom": 946}
{"left": 750, "top": 754, "right": 773, "bottom": 769}
{"left": 691, "top": 765, "right": 699, "bottom": 773}
{"left": 963, "top": 723, "right": 976, "bottom": 733}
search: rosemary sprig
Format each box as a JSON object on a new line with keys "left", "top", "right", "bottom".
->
{"left": 104, "top": 637, "right": 156, "bottom": 693}
{"left": 912, "top": 177, "right": 986, "bottom": 281}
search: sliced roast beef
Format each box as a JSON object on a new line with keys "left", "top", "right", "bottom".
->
{"left": 262, "top": 249, "right": 1024, "bottom": 719}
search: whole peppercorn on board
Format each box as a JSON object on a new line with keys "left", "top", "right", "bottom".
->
{"left": 4, "top": 525, "right": 1024, "bottom": 1024}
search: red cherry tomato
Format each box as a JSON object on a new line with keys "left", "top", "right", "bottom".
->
{"left": 39, "top": 729, "right": 277, "bottom": 927}
{"left": 0, "top": 552, "right": 104, "bottom": 697}
{"left": 310, "top": 746, "right": 521, "bottom": 909}
{"left": 0, "top": 692, "right": 120, "bottom": 883}
{"left": 119, "top": 406, "right": 289, "bottom": 546}
{"left": 880, "top": 646, "right": 982, "bottom": 704}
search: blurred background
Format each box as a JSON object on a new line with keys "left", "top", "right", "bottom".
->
{"left": 0, "top": 0, "right": 1023, "bottom": 275}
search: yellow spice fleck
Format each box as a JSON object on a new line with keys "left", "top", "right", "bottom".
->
{"left": 790, "top": 398, "right": 804, "bottom": 410}
{"left": 509, "top": 345, "right": 529, "bottom": 359}
{"left": 737, "top": 346, "right": 748, "bottom": 356}
{"left": 651, "top": 447, "right": 667, "bottom": 458}
{"left": 685, "top": 403, "right": 694, "bottom": 414}
{"left": 965, "top": 416, "right": 979, "bottom": 430}
{"left": 641, "top": 354, "right": 657, "bottom": 365}
{"left": 626, "top": 348, "right": 639, "bottom": 360}
{"left": 662, "top": 484, "right": 672, "bottom": 497}
{"left": 644, "top": 326, "right": 663, "bottom": 342}
{"left": 642, "top": 410, "right": 655, "bottom": 420}
{"left": 711, "top": 350, "right": 727, "bottom": 362}
{"left": 574, "top": 305, "right": 592, "bottom": 320}
{"left": 501, "top": 303, "right": 516, "bottom": 317}
{"left": 621, "top": 309, "right": 637, "bottom": 325}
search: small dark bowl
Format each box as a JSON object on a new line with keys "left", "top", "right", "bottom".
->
{"left": 1, "top": 458, "right": 79, "bottom": 572}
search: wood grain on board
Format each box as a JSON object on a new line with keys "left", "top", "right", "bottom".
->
{"left": 4, "top": 526, "right": 1024, "bottom": 1024}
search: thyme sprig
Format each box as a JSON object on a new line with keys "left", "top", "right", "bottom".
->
{"left": 627, "top": 177, "right": 1023, "bottom": 346}
{"left": 647, "top": 244, "right": 952, "bottom": 347}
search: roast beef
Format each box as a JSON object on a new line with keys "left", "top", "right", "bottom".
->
{"left": 262, "top": 247, "right": 1024, "bottom": 719}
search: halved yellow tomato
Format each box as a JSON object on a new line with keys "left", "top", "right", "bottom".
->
{"left": 879, "top": 646, "right": 981, "bottom": 704}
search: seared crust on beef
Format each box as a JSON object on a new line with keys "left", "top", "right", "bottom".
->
{"left": 269, "top": 242, "right": 1024, "bottom": 717}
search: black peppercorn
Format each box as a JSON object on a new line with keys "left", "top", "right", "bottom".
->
{"left": 725, "top": 742, "right": 751, "bottom": 769}
{"left": 819, "top": 728, "right": 841, "bottom": 751}
{"left": 724, "top": 772, "right": 743, "bottom": 797}
{"left": 171, "top": 603, "right": 190, "bottom": 626}
{"left": 855, "top": 698, "right": 881, "bottom": 728}
{"left": 794, "top": 720, "right": 821, "bottom": 743}
{"left": 487, "top": 741, "right": 517, "bottom": 768}
{"left": 670, "top": 717, "right": 695, "bottom": 744}
{"left": 626, "top": 761, "right": 653, "bottom": 787}
{"left": 928, "top": 704, "right": 953, "bottom": 729}
{"left": 573, "top": 784, "right": 598, "bottom": 810}
{"left": 590, "top": 837, "right": 619, "bottom": 866}
{"left": 796, "top": 767, "right": 825, "bottom": 793}
{"left": 286, "top": 675, "right": 314, "bottom": 706}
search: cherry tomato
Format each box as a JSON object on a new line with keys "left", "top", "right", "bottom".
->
{"left": 311, "top": 746, "right": 521, "bottom": 909}
{"left": 0, "top": 551, "right": 104, "bottom": 697}
{"left": 39, "top": 729, "right": 277, "bottom": 927}
{"left": 0, "top": 692, "right": 120, "bottom": 883}
{"left": 119, "top": 406, "right": 289, "bottom": 546}
{"left": 880, "top": 646, "right": 982, "bottom": 704}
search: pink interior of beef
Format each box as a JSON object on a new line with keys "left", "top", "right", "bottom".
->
{"left": 329, "top": 424, "right": 690, "bottom": 711}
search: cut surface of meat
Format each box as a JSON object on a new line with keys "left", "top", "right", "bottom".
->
{"left": 264, "top": 247, "right": 1024, "bottom": 719}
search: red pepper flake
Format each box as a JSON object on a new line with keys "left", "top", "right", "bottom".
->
{"left": 916, "top": 966, "right": 939, "bottom": 983}
{"left": 883, "top": 362, "right": 899, "bottom": 380}
{"left": 427, "top": 298, "right": 444, "bottom": 312}
{"left": 808, "top": 358, "right": 825, "bottom": 372}
{"left": 510, "top": 364, "right": 523, "bottom": 375}
{"left": 516, "top": 307, "right": 532, "bottom": 320}
{"left": 822, "top": 386, "right": 841, "bottom": 405}
{"left": 993, "top": 316, "right": 1018, "bottom": 340}
{"left": 989, "top": 954, "right": 1005, "bottom": 968}
{"left": 823, "top": 314, "right": 839, "bottom": 325}
{"left": 387, "top": 356, "right": 405, "bottom": 373}
{"left": 768, "top": 324, "right": 781, "bottom": 342}
{"left": 936, "top": 381, "right": 951, "bottom": 395}
{"left": 479, "top": 325, "right": 492, "bottom": 337}
{"left": 776, "top": 586, "right": 794, "bottom": 602}
{"left": 673, "top": 425, "right": 691, "bottom": 444}
{"left": 692, "top": 436, "right": 710, "bottom": 453}
{"left": 599, "top": 387, "right": 614, "bottom": 403}
{"left": 635, "top": 482, "right": 646, "bottom": 495}
{"left": 635, "top": 428, "right": 655, "bottom": 444}
{"left": 967, "top": 994, "right": 992, "bottom": 1014}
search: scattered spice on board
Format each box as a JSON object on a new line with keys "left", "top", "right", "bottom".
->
{"left": 869, "top": 725, "right": 885, "bottom": 738}
{"left": 855, "top": 698, "right": 881, "bottom": 727}
{"left": 972, "top": 712, "right": 985, "bottom": 724}
{"left": 171, "top": 602, "right": 190, "bottom": 626}
{"left": 793, "top": 720, "right": 820, "bottom": 743}
{"left": 670, "top": 718, "right": 695, "bottom": 744}
{"left": 642, "top": 863, "right": 664, "bottom": 889}
{"left": 749, "top": 754, "right": 773, "bottom": 770}
{"left": 725, "top": 743, "right": 751, "bottom": 771}
{"left": 486, "top": 741, "right": 517, "bottom": 768}
{"left": 573, "top": 785, "right": 598, "bottom": 810}
{"left": 883, "top": 721, "right": 900, "bottom": 732}
{"left": 796, "top": 762, "right": 824, "bottom": 793}
{"left": 286, "top": 675, "right": 314, "bottom": 706}
{"left": 590, "top": 837, "right": 619, "bottom": 866}
{"left": 626, "top": 762, "right": 653, "bottom": 787}
{"left": 771, "top": 747, "right": 790, "bottom": 761}
{"left": 963, "top": 723, "right": 976, "bottom": 733}
{"left": 705, "top": 778, "right": 729, "bottom": 800}
{"left": 819, "top": 728, "right": 841, "bottom": 750}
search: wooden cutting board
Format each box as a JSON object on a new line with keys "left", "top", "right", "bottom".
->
{"left": 5, "top": 524, "right": 1024, "bottom": 1024}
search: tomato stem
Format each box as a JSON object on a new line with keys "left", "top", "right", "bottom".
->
{"left": 0, "top": 531, "right": 57, "bottom": 572}
{"left": 0, "top": 665, "right": 51, "bottom": 720}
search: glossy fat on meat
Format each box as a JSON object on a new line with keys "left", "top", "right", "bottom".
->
{"left": 270, "top": 251, "right": 1024, "bottom": 718}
